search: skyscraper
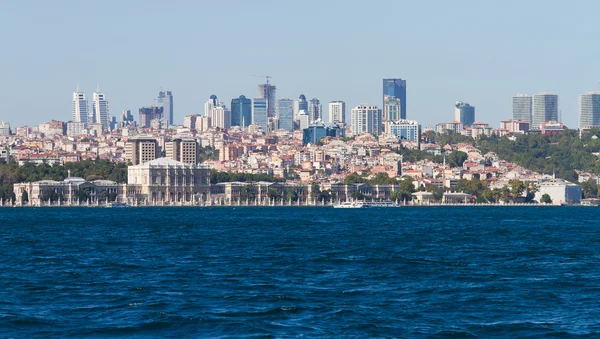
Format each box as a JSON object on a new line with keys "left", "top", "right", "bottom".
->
{"left": 512, "top": 94, "right": 532, "bottom": 125}
{"left": 277, "top": 98, "right": 294, "bottom": 131}
{"left": 328, "top": 101, "right": 346, "bottom": 124}
{"left": 308, "top": 98, "right": 322, "bottom": 122}
{"left": 231, "top": 95, "right": 253, "bottom": 127}
{"left": 252, "top": 98, "right": 268, "bottom": 132}
{"left": 258, "top": 83, "right": 277, "bottom": 118}
{"left": 72, "top": 90, "right": 89, "bottom": 125}
{"left": 532, "top": 93, "right": 558, "bottom": 129}
{"left": 383, "top": 78, "right": 407, "bottom": 120}
{"left": 92, "top": 90, "right": 109, "bottom": 129}
{"left": 579, "top": 92, "right": 600, "bottom": 129}
{"left": 351, "top": 105, "right": 382, "bottom": 136}
{"left": 139, "top": 107, "right": 163, "bottom": 128}
{"left": 205, "top": 95, "right": 218, "bottom": 116}
{"left": 454, "top": 101, "right": 475, "bottom": 127}
{"left": 294, "top": 94, "right": 308, "bottom": 119}
{"left": 158, "top": 90, "right": 174, "bottom": 126}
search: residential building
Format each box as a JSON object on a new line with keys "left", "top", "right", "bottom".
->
{"left": 328, "top": 101, "right": 346, "bottom": 124}
{"left": 277, "top": 98, "right": 294, "bottom": 131}
{"left": 297, "top": 110, "right": 310, "bottom": 131}
{"left": 209, "top": 105, "right": 231, "bottom": 129}
{"left": 383, "top": 78, "right": 407, "bottom": 120}
{"left": 308, "top": 98, "right": 322, "bottom": 122}
{"left": 183, "top": 114, "right": 200, "bottom": 131}
{"left": 66, "top": 122, "right": 87, "bottom": 137}
{"left": 158, "top": 90, "right": 174, "bottom": 126}
{"left": 0, "top": 121, "right": 10, "bottom": 136}
{"left": 258, "top": 83, "right": 277, "bottom": 118}
{"left": 165, "top": 138, "right": 198, "bottom": 165}
{"left": 454, "top": 101, "right": 475, "bottom": 127}
{"left": 532, "top": 93, "right": 558, "bottom": 129}
{"left": 500, "top": 120, "right": 530, "bottom": 133}
{"left": 231, "top": 95, "right": 252, "bottom": 127}
{"left": 252, "top": 98, "right": 268, "bottom": 132}
{"left": 195, "top": 116, "right": 211, "bottom": 132}
{"left": 512, "top": 94, "right": 532, "bottom": 126}
{"left": 351, "top": 105, "right": 382, "bottom": 136}
{"left": 579, "top": 92, "right": 600, "bottom": 129}
{"left": 204, "top": 95, "right": 219, "bottom": 116}
{"left": 435, "top": 121, "right": 463, "bottom": 134}
{"left": 125, "top": 137, "right": 160, "bottom": 165}
{"left": 387, "top": 119, "right": 421, "bottom": 142}
{"left": 72, "top": 90, "right": 89, "bottom": 125}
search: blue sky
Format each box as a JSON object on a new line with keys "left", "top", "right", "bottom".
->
{"left": 1, "top": 0, "right": 599, "bottom": 128}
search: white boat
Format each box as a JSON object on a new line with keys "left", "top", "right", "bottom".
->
{"left": 333, "top": 201, "right": 369, "bottom": 208}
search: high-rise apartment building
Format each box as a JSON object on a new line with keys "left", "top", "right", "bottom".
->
{"left": 204, "top": 95, "right": 218, "bottom": 116}
{"left": 294, "top": 94, "right": 309, "bottom": 120}
{"left": 231, "top": 95, "right": 252, "bottom": 127}
{"left": 183, "top": 114, "right": 200, "bottom": 131}
{"left": 158, "top": 90, "right": 173, "bottom": 126}
{"left": 209, "top": 105, "right": 231, "bottom": 129}
{"left": 351, "top": 105, "right": 382, "bottom": 136}
{"left": 532, "top": 93, "right": 558, "bottom": 129}
{"left": 579, "top": 92, "right": 600, "bottom": 129}
{"left": 512, "top": 94, "right": 532, "bottom": 126}
{"left": 252, "top": 98, "right": 268, "bottom": 132}
{"left": 277, "top": 98, "right": 294, "bottom": 131}
{"left": 308, "top": 98, "right": 322, "bottom": 122}
{"left": 383, "top": 79, "right": 407, "bottom": 120}
{"left": 72, "top": 90, "right": 89, "bottom": 125}
{"left": 92, "top": 91, "right": 109, "bottom": 129}
{"left": 454, "top": 101, "right": 475, "bottom": 127}
{"left": 165, "top": 138, "right": 198, "bottom": 165}
{"left": 125, "top": 137, "right": 160, "bottom": 165}
{"left": 328, "top": 101, "right": 346, "bottom": 124}
{"left": 258, "top": 83, "right": 277, "bottom": 118}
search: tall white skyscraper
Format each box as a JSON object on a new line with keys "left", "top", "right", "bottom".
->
{"left": 351, "top": 105, "right": 382, "bottom": 136}
{"left": 92, "top": 90, "right": 109, "bottom": 129}
{"left": 512, "top": 94, "right": 532, "bottom": 125}
{"left": 72, "top": 90, "right": 89, "bottom": 125}
{"left": 579, "top": 92, "right": 600, "bottom": 129}
{"left": 328, "top": 101, "right": 346, "bottom": 124}
{"left": 532, "top": 93, "right": 558, "bottom": 129}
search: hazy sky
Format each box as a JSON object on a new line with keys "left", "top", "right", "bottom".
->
{"left": 2, "top": 0, "right": 599, "bottom": 128}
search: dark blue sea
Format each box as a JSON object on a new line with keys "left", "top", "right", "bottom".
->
{"left": 1, "top": 206, "right": 600, "bottom": 338}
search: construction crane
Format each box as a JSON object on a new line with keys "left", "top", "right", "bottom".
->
{"left": 253, "top": 75, "right": 272, "bottom": 84}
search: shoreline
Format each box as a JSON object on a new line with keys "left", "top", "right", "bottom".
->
{"left": 1, "top": 203, "right": 574, "bottom": 208}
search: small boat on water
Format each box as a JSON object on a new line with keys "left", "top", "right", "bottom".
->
{"left": 333, "top": 201, "right": 369, "bottom": 208}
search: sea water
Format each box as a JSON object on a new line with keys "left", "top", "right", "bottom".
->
{"left": 1, "top": 206, "right": 599, "bottom": 338}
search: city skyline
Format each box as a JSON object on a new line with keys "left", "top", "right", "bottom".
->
{"left": 3, "top": 1, "right": 600, "bottom": 128}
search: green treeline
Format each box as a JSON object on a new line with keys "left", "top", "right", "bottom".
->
{"left": 0, "top": 158, "right": 127, "bottom": 201}
{"left": 477, "top": 130, "right": 600, "bottom": 182}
